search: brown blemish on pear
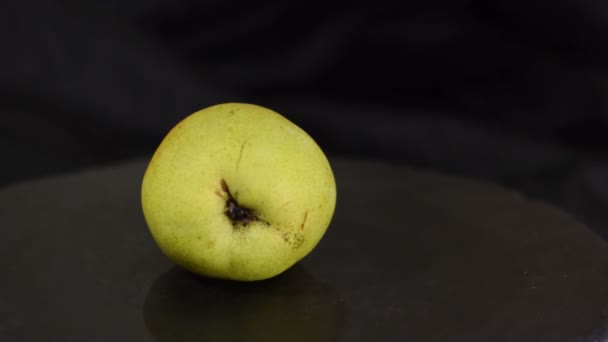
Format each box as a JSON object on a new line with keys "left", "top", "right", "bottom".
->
{"left": 291, "top": 233, "right": 306, "bottom": 249}
{"left": 235, "top": 138, "right": 248, "bottom": 171}
{"left": 276, "top": 230, "right": 305, "bottom": 250}
{"left": 300, "top": 211, "right": 309, "bottom": 231}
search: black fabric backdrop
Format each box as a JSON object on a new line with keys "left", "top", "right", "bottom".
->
{"left": 2, "top": 1, "right": 608, "bottom": 238}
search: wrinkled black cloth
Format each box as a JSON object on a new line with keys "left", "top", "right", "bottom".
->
{"left": 1, "top": 1, "right": 608, "bottom": 237}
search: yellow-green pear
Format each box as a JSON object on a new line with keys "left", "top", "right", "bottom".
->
{"left": 141, "top": 103, "right": 336, "bottom": 281}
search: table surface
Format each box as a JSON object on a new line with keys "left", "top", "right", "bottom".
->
{"left": 1, "top": 158, "right": 608, "bottom": 341}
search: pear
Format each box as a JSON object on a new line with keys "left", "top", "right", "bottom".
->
{"left": 141, "top": 103, "right": 336, "bottom": 281}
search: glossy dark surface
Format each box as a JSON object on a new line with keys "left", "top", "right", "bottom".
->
{"left": 1, "top": 159, "right": 607, "bottom": 341}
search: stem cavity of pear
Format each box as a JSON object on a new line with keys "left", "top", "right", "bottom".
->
{"left": 220, "top": 179, "right": 262, "bottom": 227}
{"left": 218, "top": 179, "right": 304, "bottom": 249}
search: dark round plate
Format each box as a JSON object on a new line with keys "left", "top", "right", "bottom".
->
{"left": 1, "top": 158, "right": 607, "bottom": 341}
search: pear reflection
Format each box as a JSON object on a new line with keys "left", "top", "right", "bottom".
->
{"left": 143, "top": 266, "right": 343, "bottom": 342}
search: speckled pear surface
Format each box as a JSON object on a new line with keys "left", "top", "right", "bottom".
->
{"left": 141, "top": 103, "right": 337, "bottom": 281}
